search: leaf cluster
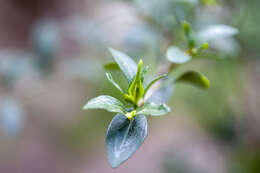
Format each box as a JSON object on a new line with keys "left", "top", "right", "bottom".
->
{"left": 83, "top": 48, "right": 170, "bottom": 168}
{"left": 83, "top": 20, "right": 238, "bottom": 168}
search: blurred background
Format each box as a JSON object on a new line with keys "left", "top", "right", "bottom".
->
{"left": 0, "top": 0, "right": 259, "bottom": 172}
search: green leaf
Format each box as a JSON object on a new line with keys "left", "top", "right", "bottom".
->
{"left": 106, "top": 113, "right": 147, "bottom": 168}
{"left": 83, "top": 95, "right": 126, "bottom": 114}
{"left": 175, "top": 71, "right": 210, "bottom": 89}
{"left": 144, "top": 74, "right": 167, "bottom": 96}
{"left": 128, "top": 59, "right": 144, "bottom": 106}
{"left": 198, "top": 25, "right": 239, "bottom": 42}
{"left": 182, "top": 21, "right": 196, "bottom": 49}
{"left": 105, "top": 73, "right": 124, "bottom": 94}
{"left": 109, "top": 48, "right": 137, "bottom": 83}
{"left": 104, "top": 62, "right": 120, "bottom": 71}
{"left": 182, "top": 21, "right": 191, "bottom": 36}
{"left": 166, "top": 46, "right": 191, "bottom": 64}
{"left": 136, "top": 102, "right": 171, "bottom": 116}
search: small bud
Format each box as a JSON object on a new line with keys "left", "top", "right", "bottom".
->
{"left": 201, "top": 42, "right": 209, "bottom": 50}
{"left": 125, "top": 110, "right": 136, "bottom": 120}
{"left": 190, "top": 48, "right": 197, "bottom": 56}
{"left": 138, "top": 59, "right": 143, "bottom": 71}
{"left": 128, "top": 59, "right": 144, "bottom": 107}
{"left": 124, "top": 94, "right": 133, "bottom": 104}
{"left": 188, "top": 38, "right": 196, "bottom": 49}
{"left": 182, "top": 21, "right": 191, "bottom": 35}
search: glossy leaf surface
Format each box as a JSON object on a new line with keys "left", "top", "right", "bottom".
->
{"left": 83, "top": 95, "right": 126, "bottom": 114}
{"left": 166, "top": 46, "right": 191, "bottom": 64}
{"left": 198, "top": 25, "right": 239, "bottom": 41}
{"left": 105, "top": 73, "right": 124, "bottom": 94}
{"left": 137, "top": 102, "right": 171, "bottom": 116}
{"left": 106, "top": 114, "right": 147, "bottom": 168}
{"left": 109, "top": 48, "right": 137, "bottom": 83}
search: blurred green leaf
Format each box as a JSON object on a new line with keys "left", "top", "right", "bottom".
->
{"left": 166, "top": 46, "right": 191, "bottom": 64}
{"left": 182, "top": 21, "right": 196, "bottom": 49}
{"left": 137, "top": 102, "right": 171, "bottom": 116}
{"left": 198, "top": 25, "right": 239, "bottom": 42}
{"left": 83, "top": 95, "right": 126, "bottom": 114}
{"left": 104, "top": 62, "right": 120, "bottom": 71}
{"left": 105, "top": 72, "right": 124, "bottom": 94}
{"left": 175, "top": 71, "right": 210, "bottom": 89}
{"left": 109, "top": 48, "right": 137, "bottom": 83}
{"left": 182, "top": 21, "right": 191, "bottom": 36}
{"left": 210, "top": 37, "right": 240, "bottom": 55}
{"left": 144, "top": 74, "right": 168, "bottom": 96}
{"left": 106, "top": 113, "right": 147, "bottom": 168}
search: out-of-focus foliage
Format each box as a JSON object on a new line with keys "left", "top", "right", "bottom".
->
{"left": 32, "top": 20, "right": 60, "bottom": 74}
{"left": 0, "top": 0, "right": 259, "bottom": 172}
{"left": 0, "top": 98, "right": 24, "bottom": 136}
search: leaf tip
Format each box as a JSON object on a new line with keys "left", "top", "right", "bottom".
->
{"left": 201, "top": 42, "right": 209, "bottom": 50}
{"left": 108, "top": 47, "right": 120, "bottom": 57}
{"left": 110, "top": 161, "right": 120, "bottom": 169}
{"left": 105, "top": 72, "right": 110, "bottom": 78}
{"left": 82, "top": 104, "right": 88, "bottom": 110}
{"left": 162, "top": 73, "right": 168, "bottom": 78}
{"left": 108, "top": 47, "right": 115, "bottom": 53}
{"left": 137, "top": 59, "right": 143, "bottom": 74}
{"left": 138, "top": 59, "right": 143, "bottom": 66}
{"left": 182, "top": 21, "right": 191, "bottom": 33}
{"left": 202, "top": 76, "right": 210, "bottom": 89}
{"left": 164, "top": 103, "right": 171, "bottom": 112}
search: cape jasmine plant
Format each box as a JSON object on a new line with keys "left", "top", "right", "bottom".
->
{"left": 83, "top": 48, "right": 171, "bottom": 168}
{"left": 82, "top": 21, "right": 238, "bottom": 168}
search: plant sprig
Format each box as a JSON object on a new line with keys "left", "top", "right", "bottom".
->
{"left": 82, "top": 20, "right": 238, "bottom": 168}
{"left": 83, "top": 48, "right": 170, "bottom": 168}
{"left": 82, "top": 47, "right": 205, "bottom": 168}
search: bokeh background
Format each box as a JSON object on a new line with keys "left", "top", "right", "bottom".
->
{"left": 0, "top": 0, "right": 259, "bottom": 172}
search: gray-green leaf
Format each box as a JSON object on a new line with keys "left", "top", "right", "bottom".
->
{"left": 137, "top": 102, "right": 171, "bottom": 116}
{"left": 106, "top": 113, "right": 147, "bottom": 168}
{"left": 175, "top": 71, "right": 210, "bottom": 89}
{"left": 198, "top": 25, "right": 239, "bottom": 42}
{"left": 109, "top": 48, "right": 137, "bottom": 83}
{"left": 105, "top": 73, "right": 124, "bottom": 94}
{"left": 83, "top": 95, "right": 126, "bottom": 114}
{"left": 166, "top": 46, "right": 191, "bottom": 64}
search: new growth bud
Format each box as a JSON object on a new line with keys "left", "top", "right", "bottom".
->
{"left": 182, "top": 21, "right": 191, "bottom": 35}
